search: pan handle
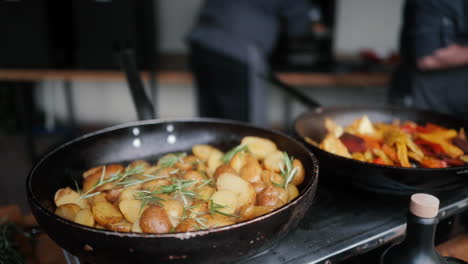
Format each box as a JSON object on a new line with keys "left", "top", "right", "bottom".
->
{"left": 119, "top": 48, "right": 156, "bottom": 121}
{"left": 265, "top": 71, "right": 322, "bottom": 108}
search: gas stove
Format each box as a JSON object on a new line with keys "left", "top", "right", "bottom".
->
{"left": 61, "top": 184, "right": 468, "bottom": 264}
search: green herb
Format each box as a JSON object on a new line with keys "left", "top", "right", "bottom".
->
{"left": 209, "top": 200, "right": 239, "bottom": 218}
{"left": 133, "top": 190, "right": 166, "bottom": 210}
{"left": 158, "top": 152, "right": 187, "bottom": 168}
{"left": 192, "top": 216, "right": 209, "bottom": 230}
{"left": 221, "top": 145, "right": 248, "bottom": 163}
{"left": 115, "top": 174, "right": 169, "bottom": 188}
{"left": 78, "top": 164, "right": 145, "bottom": 200}
{"left": 278, "top": 152, "right": 298, "bottom": 189}
{"left": 0, "top": 219, "right": 25, "bottom": 264}
{"left": 194, "top": 179, "right": 213, "bottom": 190}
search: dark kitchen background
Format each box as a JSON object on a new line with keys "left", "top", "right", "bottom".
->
{"left": 2, "top": 0, "right": 468, "bottom": 263}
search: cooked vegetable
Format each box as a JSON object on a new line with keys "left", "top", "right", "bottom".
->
{"left": 53, "top": 136, "right": 306, "bottom": 234}
{"left": 315, "top": 117, "right": 468, "bottom": 168}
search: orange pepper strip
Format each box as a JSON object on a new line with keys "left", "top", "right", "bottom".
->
{"left": 396, "top": 142, "right": 411, "bottom": 167}
{"left": 382, "top": 144, "right": 399, "bottom": 163}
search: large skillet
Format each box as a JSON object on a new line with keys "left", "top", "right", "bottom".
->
{"left": 269, "top": 74, "right": 468, "bottom": 195}
{"left": 26, "top": 119, "right": 319, "bottom": 264}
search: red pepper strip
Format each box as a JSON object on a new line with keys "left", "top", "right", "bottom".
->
{"left": 414, "top": 139, "right": 445, "bottom": 156}
{"left": 340, "top": 133, "right": 367, "bottom": 153}
{"left": 442, "top": 158, "right": 466, "bottom": 166}
{"left": 420, "top": 157, "right": 448, "bottom": 168}
{"left": 400, "top": 122, "right": 419, "bottom": 134}
{"left": 425, "top": 123, "right": 447, "bottom": 132}
{"left": 373, "top": 157, "right": 389, "bottom": 165}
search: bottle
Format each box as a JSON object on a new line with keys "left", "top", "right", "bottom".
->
{"left": 380, "top": 193, "right": 448, "bottom": 264}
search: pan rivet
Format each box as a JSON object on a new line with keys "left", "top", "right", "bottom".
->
{"left": 132, "top": 127, "right": 140, "bottom": 136}
{"left": 167, "top": 134, "right": 177, "bottom": 144}
{"left": 166, "top": 124, "right": 174, "bottom": 132}
{"left": 133, "top": 138, "right": 142, "bottom": 148}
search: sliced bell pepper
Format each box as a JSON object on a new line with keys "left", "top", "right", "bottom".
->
{"left": 420, "top": 157, "right": 448, "bottom": 168}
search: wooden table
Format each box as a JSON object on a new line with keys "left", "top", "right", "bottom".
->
{"left": 0, "top": 69, "right": 390, "bottom": 86}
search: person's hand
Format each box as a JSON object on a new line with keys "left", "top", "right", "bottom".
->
{"left": 418, "top": 44, "right": 468, "bottom": 70}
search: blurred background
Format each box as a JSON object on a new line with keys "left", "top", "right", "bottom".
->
{"left": 0, "top": 0, "right": 403, "bottom": 209}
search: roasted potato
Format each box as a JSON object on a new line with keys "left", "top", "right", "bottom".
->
{"left": 92, "top": 201, "right": 123, "bottom": 226}
{"left": 261, "top": 170, "right": 285, "bottom": 187}
{"left": 213, "top": 164, "right": 237, "bottom": 180}
{"left": 216, "top": 173, "right": 256, "bottom": 210}
{"left": 287, "top": 184, "right": 299, "bottom": 202}
{"left": 160, "top": 199, "right": 184, "bottom": 227}
{"left": 291, "top": 159, "right": 305, "bottom": 186}
{"left": 82, "top": 164, "right": 124, "bottom": 193}
{"left": 181, "top": 170, "right": 204, "bottom": 189}
{"left": 240, "top": 205, "right": 275, "bottom": 221}
{"left": 241, "top": 136, "right": 277, "bottom": 159}
{"left": 210, "top": 190, "right": 238, "bottom": 215}
{"left": 54, "top": 187, "right": 89, "bottom": 209}
{"left": 192, "top": 144, "right": 216, "bottom": 161}
{"left": 240, "top": 157, "right": 262, "bottom": 183}
{"left": 139, "top": 206, "right": 173, "bottom": 234}
{"left": 55, "top": 203, "right": 81, "bottom": 221}
{"left": 107, "top": 220, "right": 132, "bottom": 232}
{"left": 119, "top": 199, "right": 143, "bottom": 223}
{"left": 196, "top": 185, "right": 216, "bottom": 201}
{"left": 207, "top": 148, "right": 224, "bottom": 175}
{"left": 257, "top": 186, "right": 288, "bottom": 208}
{"left": 74, "top": 208, "right": 95, "bottom": 227}
{"left": 263, "top": 151, "right": 284, "bottom": 173}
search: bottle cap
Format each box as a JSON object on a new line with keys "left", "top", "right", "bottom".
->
{"left": 410, "top": 193, "right": 440, "bottom": 218}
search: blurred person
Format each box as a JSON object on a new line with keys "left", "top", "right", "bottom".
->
{"left": 390, "top": 0, "right": 468, "bottom": 118}
{"left": 187, "top": 0, "right": 314, "bottom": 123}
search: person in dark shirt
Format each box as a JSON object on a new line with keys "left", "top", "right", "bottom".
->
{"left": 187, "top": 0, "right": 313, "bottom": 123}
{"left": 391, "top": 0, "right": 468, "bottom": 118}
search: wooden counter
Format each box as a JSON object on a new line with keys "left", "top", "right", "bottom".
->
{"left": 0, "top": 69, "right": 390, "bottom": 87}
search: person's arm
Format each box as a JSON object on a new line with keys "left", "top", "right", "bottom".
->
{"left": 418, "top": 44, "right": 468, "bottom": 70}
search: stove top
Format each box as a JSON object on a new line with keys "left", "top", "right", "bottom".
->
{"left": 62, "top": 184, "right": 468, "bottom": 264}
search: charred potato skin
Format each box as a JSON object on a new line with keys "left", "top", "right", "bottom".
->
{"left": 139, "top": 206, "right": 173, "bottom": 234}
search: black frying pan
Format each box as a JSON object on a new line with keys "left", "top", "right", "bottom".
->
{"left": 26, "top": 119, "right": 319, "bottom": 264}
{"left": 269, "top": 73, "right": 468, "bottom": 195}
{"left": 25, "top": 51, "right": 319, "bottom": 264}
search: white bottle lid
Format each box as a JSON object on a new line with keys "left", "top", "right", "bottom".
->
{"left": 410, "top": 193, "right": 440, "bottom": 218}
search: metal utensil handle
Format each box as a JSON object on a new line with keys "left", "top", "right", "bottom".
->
{"left": 119, "top": 48, "right": 155, "bottom": 121}
{"left": 266, "top": 72, "right": 322, "bottom": 108}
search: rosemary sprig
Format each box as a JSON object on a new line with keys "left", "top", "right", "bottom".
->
{"left": 158, "top": 152, "right": 187, "bottom": 168}
{"left": 78, "top": 164, "right": 145, "bottom": 200}
{"left": 194, "top": 178, "right": 213, "bottom": 190}
{"left": 192, "top": 216, "right": 209, "bottom": 230}
{"left": 133, "top": 190, "right": 166, "bottom": 210}
{"left": 0, "top": 219, "right": 25, "bottom": 264}
{"left": 278, "top": 152, "right": 298, "bottom": 189}
{"left": 221, "top": 145, "right": 248, "bottom": 163}
{"left": 115, "top": 174, "right": 169, "bottom": 188}
{"left": 209, "top": 200, "right": 239, "bottom": 218}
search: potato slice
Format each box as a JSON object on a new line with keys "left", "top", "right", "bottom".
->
{"left": 263, "top": 151, "right": 284, "bottom": 173}
{"left": 55, "top": 203, "right": 81, "bottom": 221}
{"left": 287, "top": 184, "right": 299, "bottom": 202}
{"left": 54, "top": 187, "right": 89, "bottom": 209}
{"left": 196, "top": 185, "right": 216, "bottom": 201}
{"left": 240, "top": 205, "right": 275, "bottom": 221}
{"left": 240, "top": 157, "right": 262, "bottom": 183}
{"left": 176, "top": 218, "right": 204, "bottom": 232}
{"left": 241, "top": 136, "right": 277, "bottom": 160}
{"left": 181, "top": 171, "right": 204, "bottom": 190}
{"left": 229, "top": 152, "right": 248, "bottom": 173}
{"left": 188, "top": 201, "right": 209, "bottom": 218}
{"left": 107, "top": 220, "right": 132, "bottom": 232}
{"left": 210, "top": 190, "right": 238, "bottom": 215}
{"left": 82, "top": 164, "right": 124, "bottom": 193}
{"left": 118, "top": 189, "right": 138, "bottom": 202}
{"left": 216, "top": 173, "right": 256, "bottom": 210}
{"left": 251, "top": 181, "right": 267, "bottom": 194}
{"left": 257, "top": 186, "right": 288, "bottom": 208}
{"left": 207, "top": 149, "right": 224, "bottom": 175}
{"left": 192, "top": 144, "right": 216, "bottom": 161}
{"left": 261, "top": 170, "right": 285, "bottom": 187}
{"left": 131, "top": 218, "right": 143, "bottom": 233}
{"left": 92, "top": 201, "right": 123, "bottom": 226}
{"left": 88, "top": 192, "right": 107, "bottom": 206}
{"left": 291, "top": 159, "right": 305, "bottom": 186}
{"left": 208, "top": 214, "right": 236, "bottom": 228}
{"left": 74, "top": 208, "right": 95, "bottom": 227}
{"left": 119, "top": 199, "right": 143, "bottom": 223}
{"left": 213, "top": 164, "right": 237, "bottom": 180}
{"left": 161, "top": 200, "right": 184, "bottom": 228}
{"left": 140, "top": 206, "right": 173, "bottom": 234}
